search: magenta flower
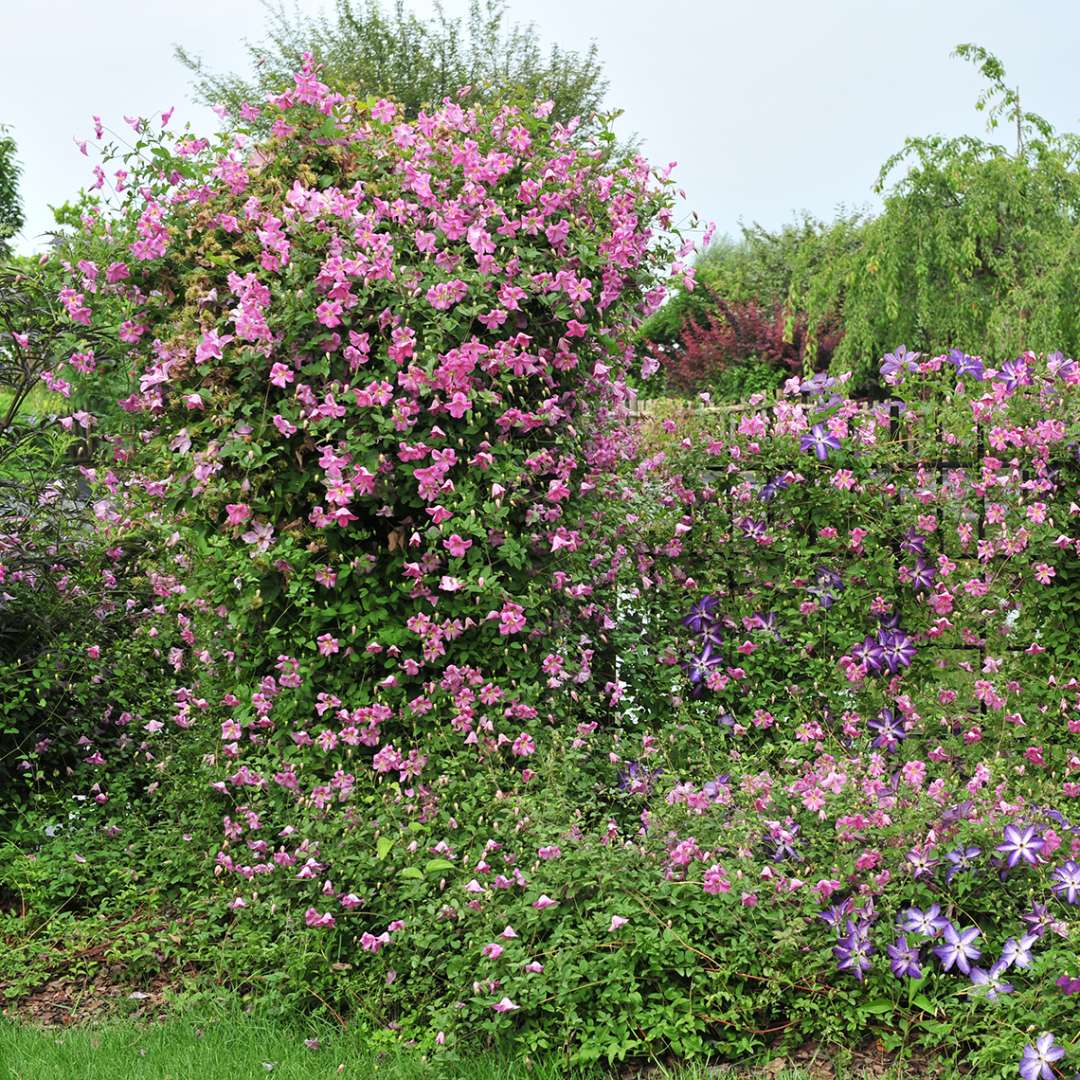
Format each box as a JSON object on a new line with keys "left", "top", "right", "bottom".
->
{"left": 491, "top": 996, "right": 519, "bottom": 1013}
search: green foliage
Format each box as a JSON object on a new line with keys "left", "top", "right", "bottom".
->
{"left": 0, "top": 126, "right": 23, "bottom": 257}
{"left": 175, "top": 0, "right": 608, "bottom": 129}
{"left": 794, "top": 46, "right": 1080, "bottom": 388}
{"left": 640, "top": 216, "right": 865, "bottom": 352}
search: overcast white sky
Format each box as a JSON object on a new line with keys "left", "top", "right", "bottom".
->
{"left": 4, "top": 0, "right": 1080, "bottom": 254}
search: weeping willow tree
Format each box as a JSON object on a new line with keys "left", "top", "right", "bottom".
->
{"left": 176, "top": 0, "right": 608, "bottom": 128}
{"left": 794, "top": 45, "right": 1080, "bottom": 386}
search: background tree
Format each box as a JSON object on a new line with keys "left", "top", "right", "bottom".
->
{"left": 0, "top": 125, "right": 24, "bottom": 258}
{"left": 639, "top": 215, "right": 860, "bottom": 399}
{"left": 176, "top": 0, "right": 608, "bottom": 126}
{"left": 794, "top": 45, "right": 1080, "bottom": 387}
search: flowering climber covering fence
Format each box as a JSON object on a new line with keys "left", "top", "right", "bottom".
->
{"left": 5, "top": 54, "right": 1080, "bottom": 1075}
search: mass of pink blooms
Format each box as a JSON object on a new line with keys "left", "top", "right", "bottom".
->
{"left": 5, "top": 55, "right": 1078, "bottom": 1070}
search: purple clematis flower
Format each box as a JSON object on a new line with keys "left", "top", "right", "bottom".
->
{"left": 947, "top": 349, "right": 985, "bottom": 381}
{"left": 899, "top": 903, "right": 949, "bottom": 938}
{"left": 1057, "top": 974, "right": 1080, "bottom": 995}
{"left": 999, "top": 933, "right": 1038, "bottom": 970}
{"left": 877, "top": 628, "right": 916, "bottom": 674}
{"left": 747, "top": 611, "right": 782, "bottom": 639}
{"left": 905, "top": 848, "right": 939, "bottom": 880}
{"left": 1022, "top": 902, "right": 1055, "bottom": 938}
{"left": 968, "top": 961, "right": 1013, "bottom": 1001}
{"left": 698, "top": 620, "right": 725, "bottom": 649}
{"left": 850, "top": 636, "right": 885, "bottom": 672}
{"left": 909, "top": 558, "right": 935, "bottom": 591}
{"left": 934, "top": 922, "right": 981, "bottom": 974}
{"left": 996, "top": 356, "right": 1033, "bottom": 392}
{"left": 1052, "top": 860, "right": 1080, "bottom": 905}
{"left": 880, "top": 345, "right": 921, "bottom": 382}
{"left": 997, "top": 824, "right": 1044, "bottom": 869}
{"left": 766, "top": 822, "right": 801, "bottom": 863}
{"left": 945, "top": 845, "right": 982, "bottom": 883}
{"left": 800, "top": 423, "right": 842, "bottom": 462}
{"left": 686, "top": 646, "right": 723, "bottom": 686}
{"left": 1019, "top": 1033, "right": 1065, "bottom": 1080}
{"left": 833, "top": 919, "right": 873, "bottom": 982}
{"left": 868, "top": 708, "right": 906, "bottom": 752}
{"left": 899, "top": 529, "right": 927, "bottom": 557}
{"left": 819, "top": 897, "right": 854, "bottom": 930}
{"left": 886, "top": 936, "right": 922, "bottom": 979}
{"left": 737, "top": 516, "right": 768, "bottom": 541}
{"left": 1047, "top": 351, "right": 1079, "bottom": 381}
{"left": 682, "top": 596, "right": 719, "bottom": 635}
{"left": 799, "top": 371, "right": 837, "bottom": 398}
{"left": 759, "top": 475, "right": 791, "bottom": 502}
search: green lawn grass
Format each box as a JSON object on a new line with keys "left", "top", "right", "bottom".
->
{"left": 0, "top": 1009, "right": 917, "bottom": 1080}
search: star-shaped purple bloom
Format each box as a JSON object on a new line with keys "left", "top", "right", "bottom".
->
{"left": 834, "top": 919, "right": 873, "bottom": 982}
{"left": 682, "top": 596, "right": 719, "bottom": 635}
{"left": 880, "top": 345, "right": 921, "bottom": 382}
{"left": 947, "top": 349, "right": 985, "bottom": 381}
{"left": 1019, "top": 1033, "right": 1065, "bottom": 1080}
{"left": 686, "top": 646, "right": 723, "bottom": 685}
{"left": 909, "top": 558, "right": 935, "bottom": 591}
{"left": 868, "top": 708, "right": 906, "bottom": 752}
{"left": 819, "top": 898, "right": 853, "bottom": 929}
{"left": 1052, "top": 860, "right": 1080, "bottom": 906}
{"left": 968, "top": 961, "right": 1013, "bottom": 1001}
{"left": 799, "top": 371, "right": 837, "bottom": 398}
{"left": 997, "top": 824, "right": 1044, "bottom": 869}
{"left": 944, "top": 845, "right": 981, "bottom": 883}
{"left": 905, "top": 848, "right": 939, "bottom": 880}
{"left": 850, "top": 635, "right": 884, "bottom": 672}
{"left": 759, "top": 474, "right": 791, "bottom": 502}
{"left": 899, "top": 528, "right": 927, "bottom": 557}
{"left": 800, "top": 423, "right": 842, "bottom": 462}
{"left": 886, "top": 936, "right": 922, "bottom": 979}
{"left": 877, "top": 628, "right": 916, "bottom": 673}
{"left": 934, "top": 922, "right": 981, "bottom": 974}
{"left": 1022, "top": 902, "right": 1054, "bottom": 937}
{"left": 999, "top": 933, "right": 1038, "bottom": 970}
{"left": 738, "top": 516, "right": 768, "bottom": 541}
{"left": 899, "top": 903, "right": 949, "bottom": 938}
{"left": 996, "top": 357, "right": 1033, "bottom": 392}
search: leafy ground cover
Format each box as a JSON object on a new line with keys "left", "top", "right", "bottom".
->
{"left": 2, "top": 48, "right": 1079, "bottom": 1080}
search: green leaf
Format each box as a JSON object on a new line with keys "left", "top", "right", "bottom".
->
{"left": 859, "top": 999, "right": 893, "bottom": 1016}
{"left": 376, "top": 835, "right": 395, "bottom": 861}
